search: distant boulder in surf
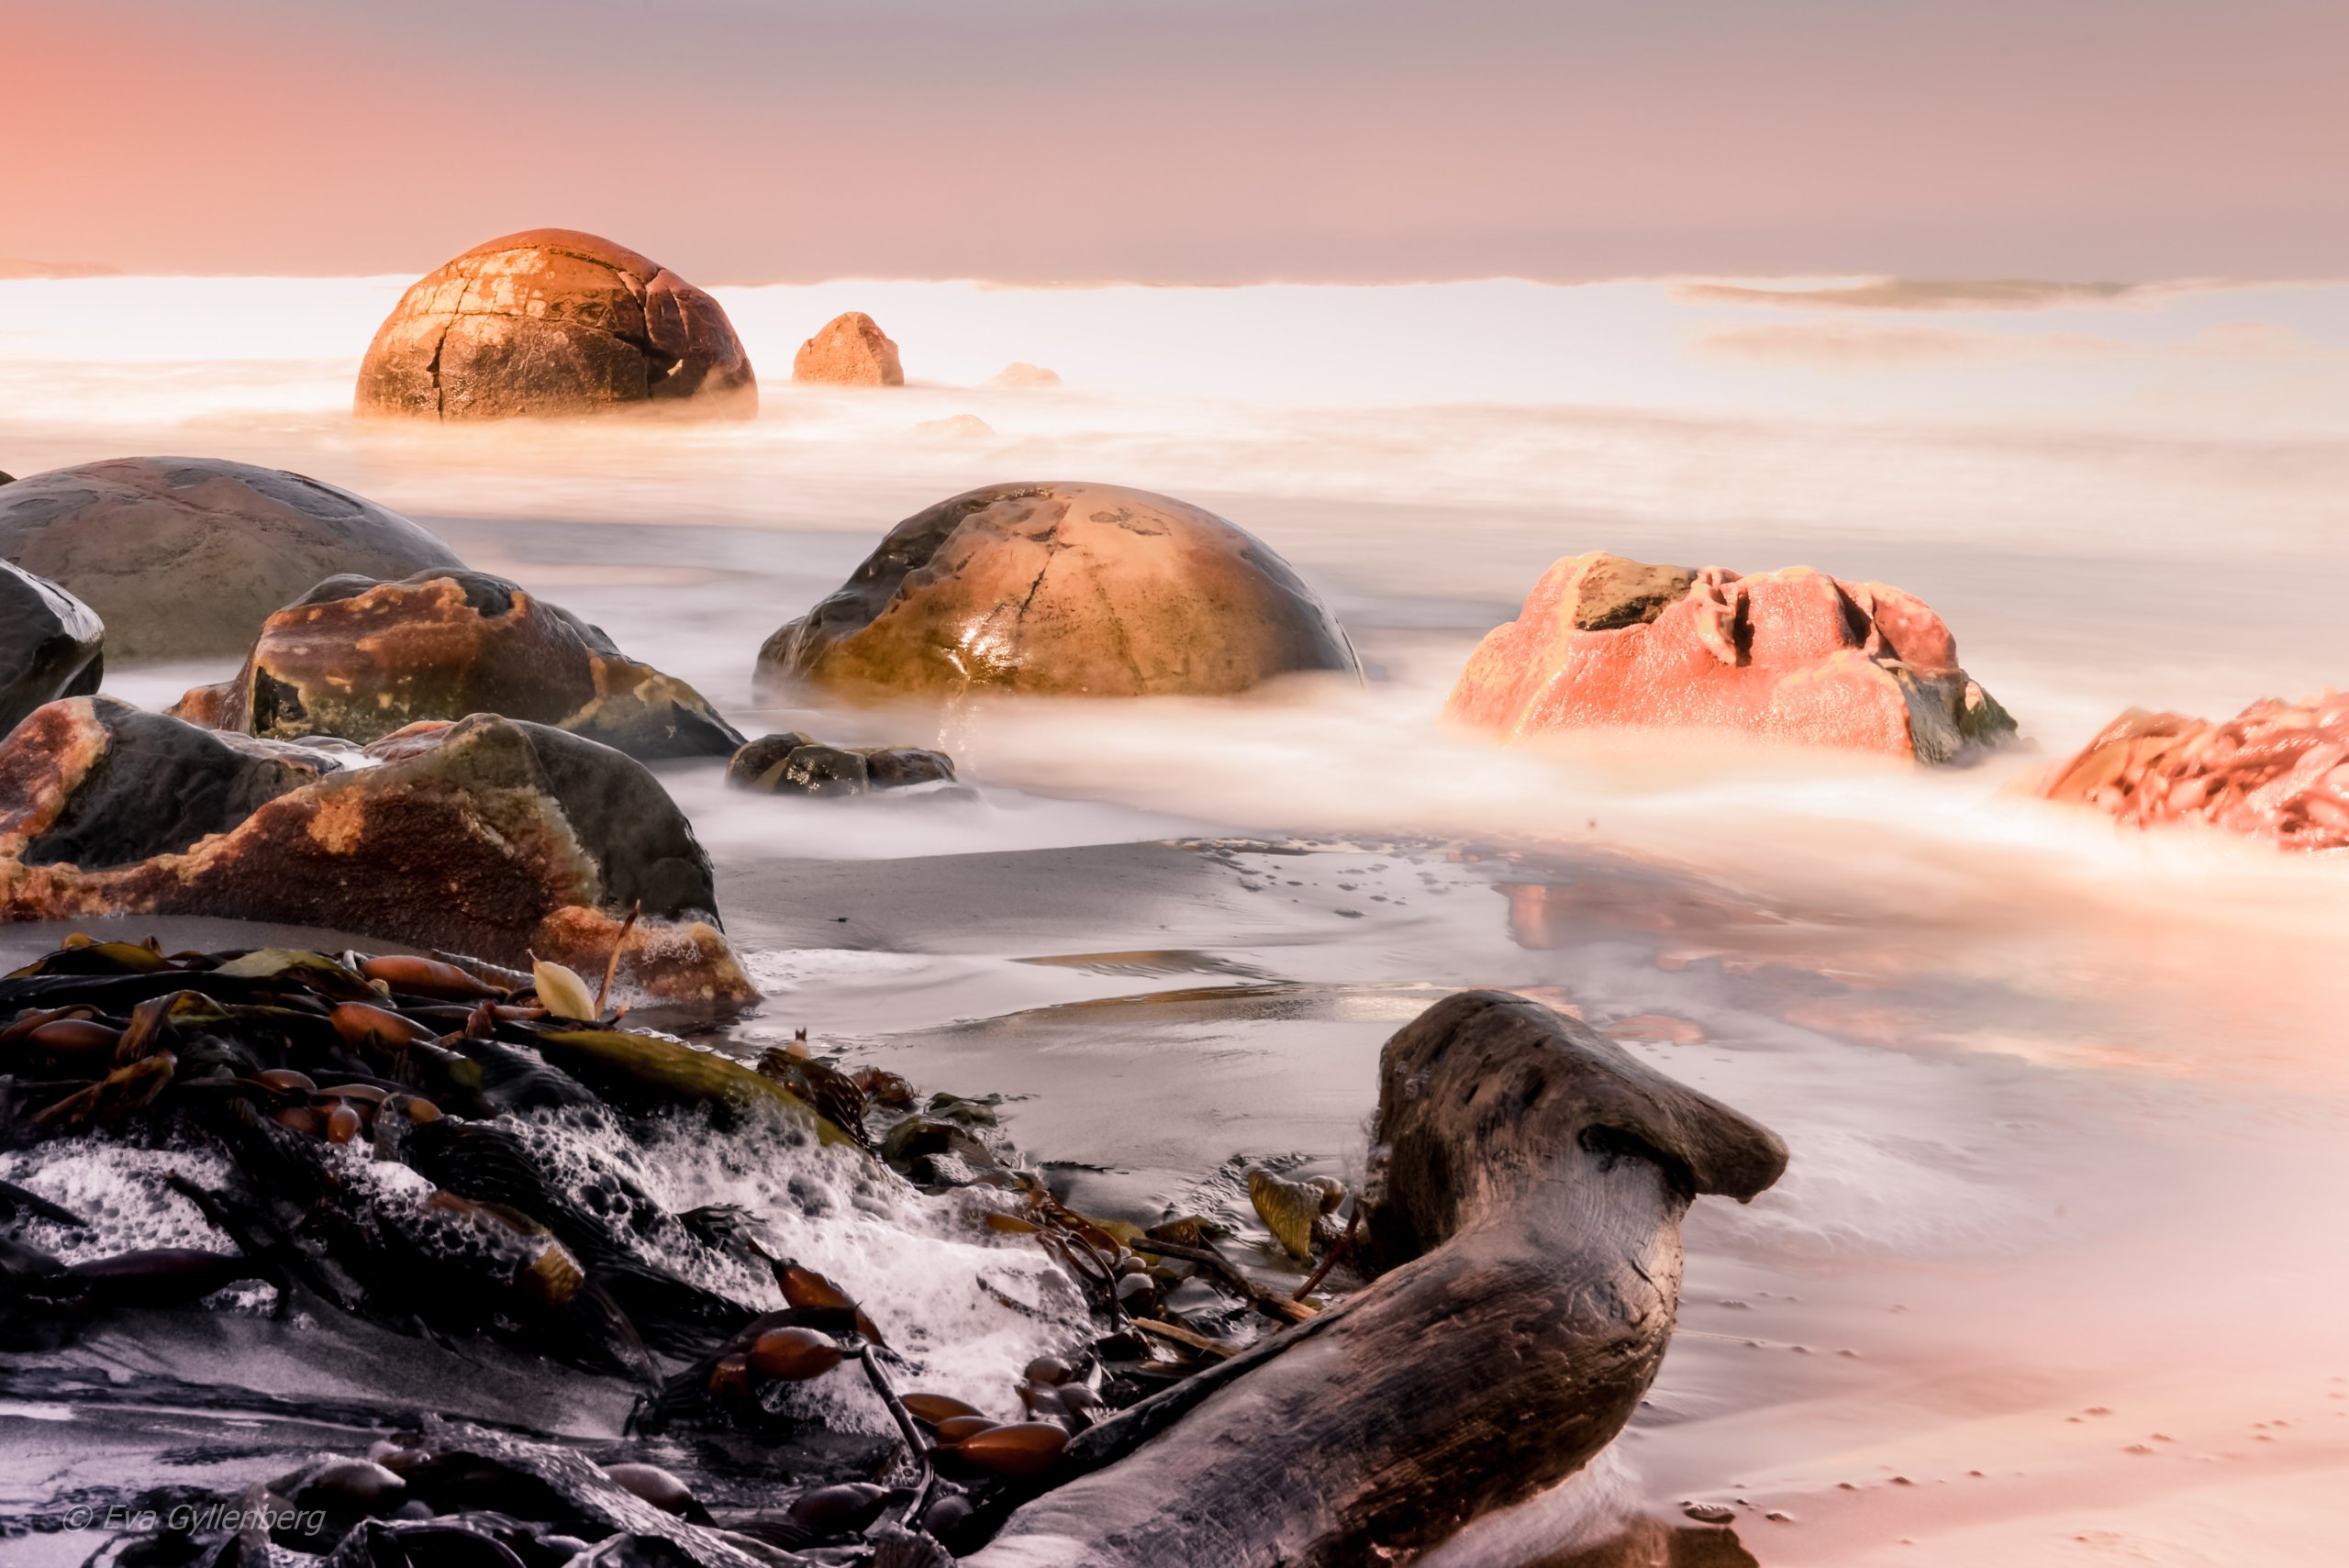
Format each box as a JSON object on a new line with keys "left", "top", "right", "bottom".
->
{"left": 0, "top": 562, "right": 104, "bottom": 738}
{"left": 755, "top": 482, "right": 1362, "bottom": 700}
{"left": 0, "top": 698, "right": 751, "bottom": 1006}
{"left": 1446, "top": 550, "right": 2014, "bottom": 763}
{"left": 355, "top": 228, "right": 757, "bottom": 420}
{"left": 912, "top": 414, "right": 994, "bottom": 439}
{"left": 0, "top": 457, "right": 462, "bottom": 661}
{"left": 171, "top": 569, "right": 742, "bottom": 761}
{"left": 793, "top": 312, "right": 905, "bottom": 386}
{"left": 987, "top": 362, "right": 1061, "bottom": 389}
{"left": 2033, "top": 692, "right": 2349, "bottom": 851}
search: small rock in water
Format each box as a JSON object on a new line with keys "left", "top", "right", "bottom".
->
{"left": 728, "top": 732, "right": 957, "bottom": 797}
{"left": 1683, "top": 1502, "right": 1738, "bottom": 1524}
{"left": 795, "top": 311, "right": 904, "bottom": 385}
{"left": 914, "top": 414, "right": 995, "bottom": 439}
{"left": 986, "top": 362, "right": 1062, "bottom": 388}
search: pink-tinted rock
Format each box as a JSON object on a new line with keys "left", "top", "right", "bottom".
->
{"left": 792, "top": 313, "right": 904, "bottom": 386}
{"left": 1445, "top": 550, "right": 2013, "bottom": 763}
{"left": 2035, "top": 692, "right": 2349, "bottom": 851}
{"left": 356, "top": 229, "right": 756, "bottom": 420}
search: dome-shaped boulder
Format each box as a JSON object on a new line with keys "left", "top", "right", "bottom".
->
{"left": 0, "top": 457, "right": 463, "bottom": 661}
{"left": 792, "top": 312, "right": 903, "bottom": 386}
{"left": 0, "top": 562, "right": 104, "bottom": 738}
{"left": 171, "top": 569, "right": 743, "bottom": 761}
{"left": 355, "top": 228, "right": 756, "bottom": 420}
{"left": 1445, "top": 550, "right": 2015, "bottom": 763}
{"left": 756, "top": 483, "right": 1361, "bottom": 700}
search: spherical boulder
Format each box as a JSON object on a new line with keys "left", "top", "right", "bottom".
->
{"left": 355, "top": 228, "right": 756, "bottom": 420}
{"left": 171, "top": 569, "right": 742, "bottom": 761}
{"left": 792, "top": 312, "right": 903, "bottom": 386}
{"left": 756, "top": 483, "right": 1361, "bottom": 700}
{"left": 0, "top": 562, "right": 104, "bottom": 738}
{"left": 1445, "top": 550, "right": 2015, "bottom": 763}
{"left": 0, "top": 457, "right": 463, "bottom": 661}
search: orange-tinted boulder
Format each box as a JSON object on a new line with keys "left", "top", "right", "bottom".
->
{"left": 0, "top": 457, "right": 463, "bottom": 661}
{"left": 0, "top": 700, "right": 751, "bottom": 1006}
{"left": 171, "top": 570, "right": 742, "bottom": 761}
{"left": 356, "top": 228, "right": 756, "bottom": 420}
{"left": 1446, "top": 550, "right": 2013, "bottom": 763}
{"left": 2034, "top": 692, "right": 2349, "bottom": 850}
{"left": 791, "top": 312, "right": 904, "bottom": 386}
{"left": 756, "top": 483, "right": 1361, "bottom": 700}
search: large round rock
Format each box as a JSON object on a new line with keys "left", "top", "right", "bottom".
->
{"left": 757, "top": 483, "right": 1361, "bottom": 699}
{"left": 0, "top": 457, "right": 463, "bottom": 661}
{"left": 356, "top": 228, "right": 757, "bottom": 420}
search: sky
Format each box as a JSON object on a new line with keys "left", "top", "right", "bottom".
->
{"left": 6, "top": 0, "right": 2344, "bottom": 284}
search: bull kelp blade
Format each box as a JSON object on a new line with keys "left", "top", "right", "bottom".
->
{"left": 523, "top": 1026, "right": 854, "bottom": 1146}
{"left": 214, "top": 949, "right": 382, "bottom": 1000}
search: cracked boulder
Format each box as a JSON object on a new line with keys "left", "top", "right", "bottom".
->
{"left": 0, "top": 699, "right": 752, "bottom": 1006}
{"left": 2033, "top": 692, "right": 2349, "bottom": 851}
{"left": 355, "top": 228, "right": 757, "bottom": 420}
{"left": 792, "top": 311, "right": 904, "bottom": 385}
{"left": 1, "top": 562, "right": 103, "bottom": 739}
{"left": 0, "top": 456, "right": 464, "bottom": 661}
{"left": 756, "top": 483, "right": 1363, "bottom": 700}
{"left": 1445, "top": 550, "right": 2016, "bottom": 763}
{"left": 170, "top": 569, "right": 744, "bottom": 761}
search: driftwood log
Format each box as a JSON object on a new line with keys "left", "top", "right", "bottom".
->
{"left": 967, "top": 990, "right": 1788, "bottom": 1567}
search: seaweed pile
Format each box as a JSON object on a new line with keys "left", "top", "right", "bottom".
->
{"left": 0, "top": 934, "right": 1364, "bottom": 1565}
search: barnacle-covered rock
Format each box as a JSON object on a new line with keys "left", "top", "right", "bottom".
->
{"left": 757, "top": 484, "right": 1361, "bottom": 701}
{"left": 0, "top": 699, "right": 750, "bottom": 1005}
{"left": 172, "top": 569, "right": 742, "bottom": 760}
{"left": 0, "top": 457, "right": 462, "bottom": 660}
{"left": 356, "top": 228, "right": 756, "bottom": 420}
{"left": 1446, "top": 550, "right": 2016, "bottom": 763}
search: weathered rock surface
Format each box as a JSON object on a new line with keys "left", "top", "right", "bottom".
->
{"left": 0, "top": 562, "right": 103, "bottom": 738}
{"left": 171, "top": 569, "right": 743, "bottom": 761}
{"left": 2034, "top": 691, "right": 2349, "bottom": 851}
{"left": 0, "top": 699, "right": 751, "bottom": 1005}
{"left": 355, "top": 228, "right": 757, "bottom": 420}
{"left": 1445, "top": 550, "right": 2015, "bottom": 763}
{"left": 0, "top": 457, "right": 463, "bottom": 661}
{"left": 757, "top": 483, "right": 1362, "bottom": 700}
{"left": 792, "top": 312, "right": 904, "bottom": 386}
{"left": 970, "top": 991, "right": 1787, "bottom": 1567}
{"left": 726, "top": 731, "right": 956, "bottom": 796}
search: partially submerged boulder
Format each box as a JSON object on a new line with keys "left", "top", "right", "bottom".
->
{"left": 171, "top": 569, "right": 743, "bottom": 761}
{"left": 970, "top": 991, "right": 1787, "bottom": 1566}
{"left": 792, "top": 312, "right": 904, "bottom": 386}
{"left": 1446, "top": 550, "right": 2014, "bottom": 763}
{"left": 1, "top": 562, "right": 103, "bottom": 738}
{"left": 2034, "top": 691, "right": 2349, "bottom": 851}
{"left": 986, "top": 362, "right": 1061, "bottom": 389}
{"left": 725, "top": 732, "right": 956, "bottom": 797}
{"left": 356, "top": 228, "right": 757, "bottom": 420}
{"left": 0, "top": 699, "right": 750, "bottom": 1005}
{"left": 758, "top": 483, "right": 1361, "bottom": 700}
{"left": 0, "top": 457, "right": 463, "bottom": 661}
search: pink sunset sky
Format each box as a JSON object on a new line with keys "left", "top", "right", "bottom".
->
{"left": 9, "top": 0, "right": 2343, "bottom": 284}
